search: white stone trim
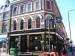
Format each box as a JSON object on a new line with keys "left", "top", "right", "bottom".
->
{"left": 11, "top": 10, "right": 53, "bottom": 18}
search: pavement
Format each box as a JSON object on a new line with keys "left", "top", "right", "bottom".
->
{"left": 0, "top": 48, "right": 11, "bottom": 56}
{"left": 0, "top": 52, "right": 11, "bottom": 56}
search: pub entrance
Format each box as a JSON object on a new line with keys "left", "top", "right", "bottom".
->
{"left": 20, "top": 35, "right": 27, "bottom": 52}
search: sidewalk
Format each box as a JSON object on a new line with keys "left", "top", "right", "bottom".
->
{"left": 0, "top": 52, "right": 11, "bottom": 56}
{"left": 0, "top": 48, "right": 11, "bottom": 56}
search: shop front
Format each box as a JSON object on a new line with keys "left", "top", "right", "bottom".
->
{"left": 8, "top": 29, "right": 46, "bottom": 53}
{"left": 8, "top": 29, "right": 64, "bottom": 55}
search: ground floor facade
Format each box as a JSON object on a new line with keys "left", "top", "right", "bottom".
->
{"left": 8, "top": 28, "right": 64, "bottom": 55}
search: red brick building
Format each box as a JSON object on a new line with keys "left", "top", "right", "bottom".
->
{"left": 8, "top": 0, "right": 67, "bottom": 55}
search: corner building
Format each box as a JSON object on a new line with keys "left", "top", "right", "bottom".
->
{"left": 8, "top": 0, "right": 67, "bottom": 54}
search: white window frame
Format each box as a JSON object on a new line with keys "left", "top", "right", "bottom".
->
{"left": 34, "top": 0, "right": 41, "bottom": 11}
{"left": 3, "top": 12, "right": 8, "bottom": 20}
{"left": 2, "top": 23, "right": 7, "bottom": 33}
{"left": 20, "top": 3, "right": 25, "bottom": 14}
{"left": 27, "top": 2, "right": 32, "bottom": 12}
{"left": 12, "top": 5, "right": 17, "bottom": 16}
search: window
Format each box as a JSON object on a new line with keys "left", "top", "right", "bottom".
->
{"left": 2, "top": 22, "right": 9, "bottom": 33}
{"left": 45, "top": 16, "right": 52, "bottom": 28}
{"left": 3, "top": 12, "right": 8, "bottom": 20}
{"left": 56, "top": 17, "right": 62, "bottom": 23}
{"left": 51, "top": 1, "right": 54, "bottom": 10}
{"left": 12, "top": 6, "right": 17, "bottom": 15}
{"left": 20, "top": 4, "right": 25, "bottom": 14}
{"left": 20, "top": 20, "right": 24, "bottom": 30}
{"left": 35, "top": 0, "right": 41, "bottom": 10}
{"left": 13, "top": 20, "right": 17, "bottom": 30}
{"left": 46, "top": 0, "right": 51, "bottom": 9}
{"left": 28, "top": 18, "right": 32, "bottom": 29}
{"left": 28, "top": 2, "right": 32, "bottom": 12}
{"left": 2, "top": 23, "right": 7, "bottom": 33}
{"left": 36, "top": 17, "right": 40, "bottom": 28}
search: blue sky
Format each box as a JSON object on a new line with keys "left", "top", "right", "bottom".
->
{"left": 0, "top": 0, "right": 75, "bottom": 44}
{"left": 56, "top": 0, "right": 75, "bottom": 44}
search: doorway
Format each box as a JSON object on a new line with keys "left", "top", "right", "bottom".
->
{"left": 20, "top": 35, "right": 27, "bottom": 52}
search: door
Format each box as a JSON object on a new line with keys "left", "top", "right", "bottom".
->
{"left": 20, "top": 35, "right": 27, "bottom": 52}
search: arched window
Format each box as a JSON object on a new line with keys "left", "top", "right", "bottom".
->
{"left": 28, "top": 18, "right": 32, "bottom": 29}
{"left": 36, "top": 17, "right": 40, "bottom": 28}
{"left": 45, "top": 15, "right": 52, "bottom": 28}
{"left": 20, "top": 20, "right": 24, "bottom": 30}
{"left": 13, "top": 20, "right": 17, "bottom": 30}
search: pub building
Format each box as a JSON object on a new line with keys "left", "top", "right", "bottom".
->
{"left": 8, "top": 0, "right": 67, "bottom": 55}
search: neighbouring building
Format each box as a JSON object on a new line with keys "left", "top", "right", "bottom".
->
{"left": 0, "top": 0, "right": 10, "bottom": 34}
{"left": 8, "top": 0, "right": 67, "bottom": 55}
{"left": 0, "top": 0, "right": 10, "bottom": 47}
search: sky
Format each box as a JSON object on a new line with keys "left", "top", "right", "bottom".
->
{"left": 56, "top": 0, "right": 75, "bottom": 44}
{"left": 0, "top": 0, "right": 75, "bottom": 44}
